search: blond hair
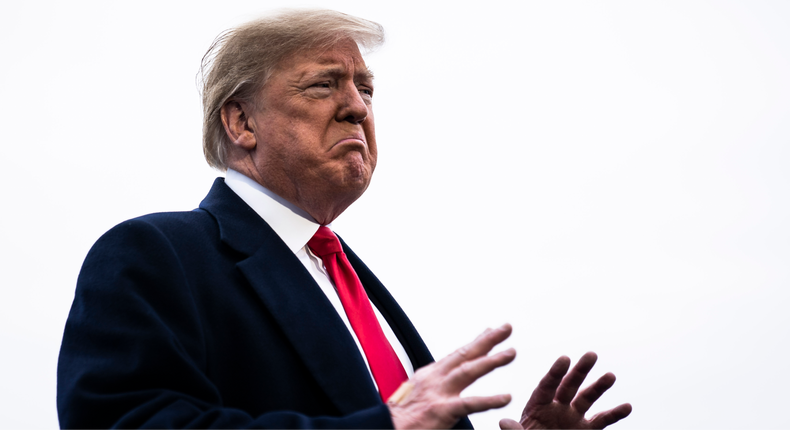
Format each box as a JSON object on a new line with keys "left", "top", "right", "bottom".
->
{"left": 199, "top": 9, "right": 385, "bottom": 170}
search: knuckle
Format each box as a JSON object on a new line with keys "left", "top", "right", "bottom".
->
{"left": 458, "top": 360, "right": 476, "bottom": 377}
{"left": 458, "top": 397, "right": 472, "bottom": 413}
{"left": 455, "top": 345, "right": 471, "bottom": 360}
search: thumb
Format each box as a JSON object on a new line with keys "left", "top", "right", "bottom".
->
{"left": 499, "top": 418, "right": 523, "bottom": 429}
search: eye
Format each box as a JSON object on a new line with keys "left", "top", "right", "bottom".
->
{"left": 304, "top": 82, "right": 332, "bottom": 98}
{"left": 308, "top": 81, "right": 332, "bottom": 90}
{"left": 358, "top": 87, "right": 373, "bottom": 102}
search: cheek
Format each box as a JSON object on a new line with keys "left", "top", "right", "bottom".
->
{"left": 369, "top": 152, "right": 377, "bottom": 173}
{"left": 367, "top": 144, "right": 377, "bottom": 173}
{"left": 258, "top": 127, "right": 312, "bottom": 173}
{"left": 363, "top": 115, "right": 376, "bottom": 157}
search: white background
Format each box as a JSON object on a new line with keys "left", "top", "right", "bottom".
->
{"left": 2, "top": 1, "right": 789, "bottom": 428}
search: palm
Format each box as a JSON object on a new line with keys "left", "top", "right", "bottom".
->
{"left": 500, "top": 352, "right": 632, "bottom": 430}
{"left": 521, "top": 402, "right": 590, "bottom": 429}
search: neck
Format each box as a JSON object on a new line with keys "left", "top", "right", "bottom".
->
{"left": 228, "top": 162, "right": 361, "bottom": 226}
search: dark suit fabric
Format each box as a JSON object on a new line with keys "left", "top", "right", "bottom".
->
{"left": 57, "top": 178, "right": 473, "bottom": 429}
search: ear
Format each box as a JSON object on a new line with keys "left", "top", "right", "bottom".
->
{"left": 220, "top": 100, "right": 257, "bottom": 150}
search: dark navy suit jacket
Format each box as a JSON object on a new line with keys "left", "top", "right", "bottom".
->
{"left": 57, "top": 178, "right": 473, "bottom": 429}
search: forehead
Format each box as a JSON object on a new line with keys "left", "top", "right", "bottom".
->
{"left": 274, "top": 39, "right": 372, "bottom": 81}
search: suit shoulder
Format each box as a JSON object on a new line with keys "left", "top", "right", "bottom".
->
{"left": 131, "top": 208, "right": 216, "bottom": 234}
{"left": 103, "top": 209, "right": 216, "bottom": 241}
{"left": 85, "top": 209, "right": 220, "bottom": 264}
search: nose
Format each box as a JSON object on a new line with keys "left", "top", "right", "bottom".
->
{"left": 336, "top": 82, "right": 368, "bottom": 124}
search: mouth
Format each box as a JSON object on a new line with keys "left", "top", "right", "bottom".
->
{"left": 332, "top": 136, "right": 367, "bottom": 150}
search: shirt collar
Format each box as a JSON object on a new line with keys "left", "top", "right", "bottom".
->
{"left": 224, "top": 169, "right": 322, "bottom": 254}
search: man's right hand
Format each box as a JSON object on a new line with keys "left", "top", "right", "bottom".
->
{"left": 388, "top": 324, "right": 516, "bottom": 429}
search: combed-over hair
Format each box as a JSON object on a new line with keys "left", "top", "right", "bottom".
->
{"left": 199, "top": 9, "right": 385, "bottom": 170}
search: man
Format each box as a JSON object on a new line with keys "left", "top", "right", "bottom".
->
{"left": 57, "top": 9, "right": 631, "bottom": 429}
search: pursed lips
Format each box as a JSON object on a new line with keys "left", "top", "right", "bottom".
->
{"left": 332, "top": 135, "right": 367, "bottom": 150}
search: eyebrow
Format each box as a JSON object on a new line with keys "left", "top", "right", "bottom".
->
{"left": 304, "top": 66, "right": 374, "bottom": 84}
{"left": 359, "top": 67, "right": 375, "bottom": 82}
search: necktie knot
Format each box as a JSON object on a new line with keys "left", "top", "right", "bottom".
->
{"left": 307, "top": 226, "right": 343, "bottom": 257}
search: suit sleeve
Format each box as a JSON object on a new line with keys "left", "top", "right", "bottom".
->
{"left": 57, "top": 219, "right": 394, "bottom": 429}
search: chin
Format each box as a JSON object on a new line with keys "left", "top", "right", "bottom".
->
{"left": 342, "top": 155, "right": 374, "bottom": 185}
{"left": 340, "top": 174, "right": 370, "bottom": 195}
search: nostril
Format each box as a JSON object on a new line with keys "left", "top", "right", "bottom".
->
{"left": 342, "top": 115, "right": 365, "bottom": 124}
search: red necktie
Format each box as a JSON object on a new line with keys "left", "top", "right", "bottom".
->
{"left": 308, "top": 226, "right": 408, "bottom": 401}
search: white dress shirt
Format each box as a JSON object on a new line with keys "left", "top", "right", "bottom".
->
{"left": 224, "top": 169, "right": 415, "bottom": 388}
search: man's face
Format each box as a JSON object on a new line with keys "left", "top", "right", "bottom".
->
{"left": 246, "top": 39, "right": 377, "bottom": 215}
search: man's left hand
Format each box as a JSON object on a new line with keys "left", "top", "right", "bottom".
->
{"left": 499, "top": 352, "right": 632, "bottom": 429}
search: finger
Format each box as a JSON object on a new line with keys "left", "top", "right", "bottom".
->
{"left": 524, "top": 355, "right": 571, "bottom": 411}
{"left": 570, "top": 372, "right": 616, "bottom": 413}
{"left": 555, "top": 351, "right": 597, "bottom": 404}
{"left": 438, "top": 324, "right": 513, "bottom": 372}
{"left": 450, "top": 393, "right": 512, "bottom": 417}
{"left": 446, "top": 348, "right": 516, "bottom": 391}
{"left": 498, "top": 418, "right": 523, "bottom": 429}
{"left": 588, "top": 403, "right": 632, "bottom": 429}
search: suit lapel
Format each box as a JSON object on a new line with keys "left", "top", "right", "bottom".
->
{"left": 199, "top": 179, "right": 381, "bottom": 415}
